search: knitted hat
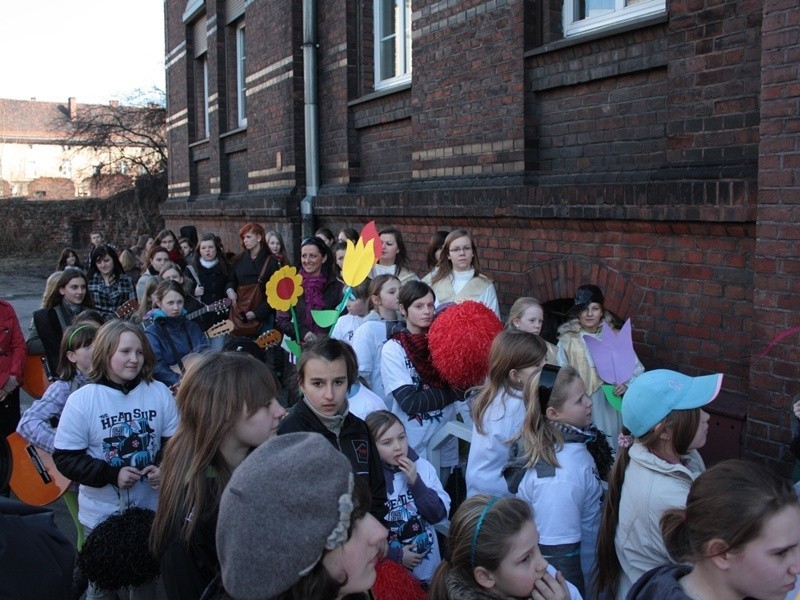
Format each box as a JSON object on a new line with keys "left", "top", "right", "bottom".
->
{"left": 622, "top": 369, "right": 723, "bottom": 437}
{"left": 216, "top": 432, "right": 355, "bottom": 600}
{"left": 573, "top": 284, "right": 605, "bottom": 313}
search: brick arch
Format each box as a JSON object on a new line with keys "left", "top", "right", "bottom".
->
{"left": 524, "top": 260, "right": 644, "bottom": 319}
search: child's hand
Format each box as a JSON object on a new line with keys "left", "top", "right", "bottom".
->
{"left": 117, "top": 466, "right": 142, "bottom": 489}
{"left": 614, "top": 383, "right": 628, "bottom": 396}
{"left": 194, "top": 285, "right": 204, "bottom": 297}
{"left": 793, "top": 399, "right": 800, "bottom": 420}
{"left": 141, "top": 465, "right": 161, "bottom": 490}
{"left": 531, "top": 569, "right": 570, "bottom": 600}
{"left": 396, "top": 456, "right": 418, "bottom": 486}
{"left": 401, "top": 545, "right": 423, "bottom": 569}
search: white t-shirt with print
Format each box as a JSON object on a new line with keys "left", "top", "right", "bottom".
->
{"left": 54, "top": 380, "right": 179, "bottom": 528}
{"left": 381, "top": 339, "right": 456, "bottom": 464}
{"left": 385, "top": 457, "right": 450, "bottom": 583}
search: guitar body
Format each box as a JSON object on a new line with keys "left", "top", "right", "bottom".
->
{"left": 6, "top": 432, "right": 71, "bottom": 506}
{"left": 21, "top": 354, "right": 52, "bottom": 399}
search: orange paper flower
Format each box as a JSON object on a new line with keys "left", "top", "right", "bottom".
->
{"left": 265, "top": 266, "right": 304, "bottom": 312}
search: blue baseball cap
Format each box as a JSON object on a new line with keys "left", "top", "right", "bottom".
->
{"left": 622, "top": 369, "right": 723, "bottom": 437}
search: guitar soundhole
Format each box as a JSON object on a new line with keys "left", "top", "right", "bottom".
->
{"left": 25, "top": 445, "right": 53, "bottom": 485}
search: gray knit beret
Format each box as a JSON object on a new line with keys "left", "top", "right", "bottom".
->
{"left": 215, "top": 432, "right": 355, "bottom": 600}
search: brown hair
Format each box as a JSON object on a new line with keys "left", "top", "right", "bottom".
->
{"left": 297, "top": 337, "right": 358, "bottom": 390}
{"left": 378, "top": 227, "right": 412, "bottom": 274}
{"left": 88, "top": 320, "right": 155, "bottom": 383}
{"left": 151, "top": 352, "right": 280, "bottom": 556}
{"left": 398, "top": 280, "right": 435, "bottom": 311}
{"left": 431, "top": 229, "right": 484, "bottom": 286}
{"left": 153, "top": 279, "right": 186, "bottom": 304}
{"left": 514, "top": 371, "right": 563, "bottom": 469}
{"left": 239, "top": 222, "right": 267, "bottom": 252}
{"left": 57, "top": 323, "right": 99, "bottom": 380}
{"left": 365, "top": 409, "right": 403, "bottom": 443}
{"left": 367, "top": 274, "right": 400, "bottom": 313}
{"left": 471, "top": 330, "right": 547, "bottom": 435}
{"left": 146, "top": 244, "right": 169, "bottom": 266}
{"left": 134, "top": 276, "right": 162, "bottom": 323}
{"left": 661, "top": 459, "right": 799, "bottom": 563}
{"left": 44, "top": 267, "right": 95, "bottom": 310}
{"left": 429, "top": 495, "right": 533, "bottom": 600}
{"left": 426, "top": 230, "right": 449, "bottom": 271}
{"left": 594, "top": 408, "right": 702, "bottom": 599}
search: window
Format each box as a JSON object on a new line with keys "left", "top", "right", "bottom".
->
{"left": 563, "top": 0, "right": 664, "bottom": 37}
{"left": 236, "top": 22, "right": 247, "bottom": 127}
{"left": 374, "top": 0, "right": 411, "bottom": 89}
{"left": 202, "top": 55, "right": 210, "bottom": 137}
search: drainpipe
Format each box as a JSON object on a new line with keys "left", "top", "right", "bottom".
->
{"left": 300, "top": 0, "right": 319, "bottom": 240}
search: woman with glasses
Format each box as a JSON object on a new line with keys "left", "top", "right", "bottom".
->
{"left": 276, "top": 236, "right": 343, "bottom": 344}
{"left": 422, "top": 229, "right": 499, "bottom": 317}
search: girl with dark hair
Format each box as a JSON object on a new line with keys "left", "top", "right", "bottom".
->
{"left": 315, "top": 226, "right": 336, "bottom": 248}
{"left": 338, "top": 227, "right": 359, "bottom": 244}
{"left": 369, "top": 226, "right": 418, "bottom": 285}
{"left": 276, "top": 236, "right": 343, "bottom": 343}
{"left": 191, "top": 232, "right": 236, "bottom": 339}
{"left": 151, "top": 352, "right": 285, "bottom": 599}
{"left": 87, "top": 245, "right": 135, "bottom": 320}
{"left": 427, "top": 495, "right": 580, "bottom": 600}
{"left": 27, "top": 267, "right": 95, "bottom": 376}
{"left": 424, "top": 230, "right": 449, "bottom": 277}
{"left": 277, "top": 337, "right": 388, "bottom": 524}
{"left": 595, "top": 369, "right": 722, "bottom": 600}
{"left": 57, "top": 247, "right": 83, "bottom": 270}
{"left": 629, "top": 459, "right": 800, "bottom": 600}
{"left": 380, "top": 281, "right": 460, "bottom": 463}
{"left": 423, "top": 229, "right": 499, "bottom": 317}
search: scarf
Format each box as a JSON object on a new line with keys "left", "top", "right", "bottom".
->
{"left": 381, "top": 447, "right": 420, "bottom": 495}
{"left": 199, "top": 258, "right": 218, "bottom": 269}
{"left": 302, "top": 396, "right": 348, "bottom": 438}
{"left": 550, "top": 421, "right": 614, "bottom": 481}
{"left": 301, "top": 271, "right": 326, "bottom": 311}
{"left": 391, "top": 330, "right": 448, "bottom": 389}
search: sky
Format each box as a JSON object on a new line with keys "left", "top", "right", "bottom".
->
{"left": 0, "top": 0, "right": 166, "bottom": 105}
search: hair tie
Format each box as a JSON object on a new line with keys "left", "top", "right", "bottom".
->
{"left": 67, "top": 324, "right": 91, "bottom": 350}
{"left": 471, "top": 497, "right": 499, "bottom": 568}
{"left": 617, "top": 433, "right": 634, "bottom": 449}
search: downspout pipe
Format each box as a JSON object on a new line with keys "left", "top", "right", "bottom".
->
{"left": 300, "top": 0, "right": 319, "bottom": 240}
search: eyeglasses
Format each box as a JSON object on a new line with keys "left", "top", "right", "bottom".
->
{"left": 449, "top": 245, "right": 472, "bottom": 254}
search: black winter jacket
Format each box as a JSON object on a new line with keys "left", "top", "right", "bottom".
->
{"left": 277, "top": 399, "right": 388, "bottom": 524}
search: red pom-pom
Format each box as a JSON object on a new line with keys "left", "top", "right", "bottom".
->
{"left": 372, "top": 559, "right": 427, "bottom": 600}
{"left": 428, "top": 301, "right": 504, "bottom": 389}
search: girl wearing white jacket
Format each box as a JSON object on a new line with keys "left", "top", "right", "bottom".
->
{"left": 594, "top": 368, "right": 723, "bottom": 600}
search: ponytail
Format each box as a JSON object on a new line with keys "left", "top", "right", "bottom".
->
{"left": 515, "top": 372, "right": 562, "bottom": 469}
{"left": 660, "top": 507, "right": 691, "bottom": 563}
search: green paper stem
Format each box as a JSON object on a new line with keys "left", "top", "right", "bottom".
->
{"left": 289, "top": 306, "right": 302, "bottom": 344}
{"left": 601, "top": 384, "right": 623, "bottom": 412}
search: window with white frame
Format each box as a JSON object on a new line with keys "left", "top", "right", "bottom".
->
{"left": 201, "top": 54, "right": 210, "bottom": 138}
{"left": 374, "top": 0, "right": 411, "bottom": 89}
{"left": 236, "top": 22, "right": 247, "bottom": 127}
{"left": 563, "top": 0, "right": 665, "bottom": 37}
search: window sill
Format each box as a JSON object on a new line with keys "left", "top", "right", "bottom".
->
{"left": 348, "top": 82, "right": 412, "bottom": 108}
{"left": 189, "top": 138, "right": 209, "bottom": 149}
{"left": 525, "top": 12, "right": 667, "bottom": 57}
{"left": 220, "top": 126, "right": 247, "bottom": 139}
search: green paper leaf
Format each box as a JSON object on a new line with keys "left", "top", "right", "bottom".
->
{"left": 602, "top": 384, "right": 623, "bottom": 412}
{"left": 284, "top": 338, "right": 302, "bottom": 360}
{"left": 311, "top": 309, "right": 340, "bottom": 329}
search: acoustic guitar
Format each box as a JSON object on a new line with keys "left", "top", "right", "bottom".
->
{"left": 186, "top": 298, "right": 232, "bottom": 321}
{"left": 168, "top": 320, "right": 236, "bottom": 374}
{"left": 6, "top": 432, "right": 71, "bottom": 506}
{"left": 21, "top": 354, "right": 54, "bottom": 399}
{"left": 115, "top": 298, "right": 139, "bottom": 319}
{"left": 255, "top": 329, "right": 283, "bottom": 349}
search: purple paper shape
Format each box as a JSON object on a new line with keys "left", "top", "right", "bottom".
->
{"left": 583, "top": 319, "right": 637, "bottom": 385}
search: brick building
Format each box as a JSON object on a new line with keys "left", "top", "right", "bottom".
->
{"left": 0, "top": 97, "right": 161, "bottom": 200}
{"left": 163, "top": 0, "right": 799, "bottom": 469}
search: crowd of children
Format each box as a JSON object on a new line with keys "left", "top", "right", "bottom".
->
{"left": 4, "top": 222, "right": 799, "bottom": 600}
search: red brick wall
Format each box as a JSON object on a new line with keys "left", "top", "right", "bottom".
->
{"left": 749, "top": 0, "right": 800, "bottom": 469}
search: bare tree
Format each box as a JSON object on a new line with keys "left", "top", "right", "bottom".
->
{"left": 63, "top": 87, "right": 167, "bottom": 180}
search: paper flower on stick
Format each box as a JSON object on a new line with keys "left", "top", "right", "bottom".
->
{"left": 265, "top": 266, "right": 304, "bottom": 359}
{"left": 266, "top": 266, "right": 304, "bottom": 311}
{"left": 312, "top": 221, "right": 382, "bottom": 330}
{"left": 583, "top": 319, "right": 638, "bottom": 411}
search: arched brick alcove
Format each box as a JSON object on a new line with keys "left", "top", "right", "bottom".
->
{"left": 524, "top": 259, "right": 645, "bottom": 320}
